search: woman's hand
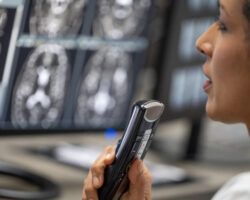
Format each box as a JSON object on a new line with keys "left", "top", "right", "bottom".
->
{"left": 120, "top": 159, "right": 152, "bottom": 200}
{"left": 82, "top": 146, "right": 116, "bottom": 200}
{"left": 82, "top": 145, "right": 152, "bottom": 200}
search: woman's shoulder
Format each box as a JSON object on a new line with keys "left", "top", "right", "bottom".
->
{"left": 212, "top": 172, "right": 250, "bottom": 200}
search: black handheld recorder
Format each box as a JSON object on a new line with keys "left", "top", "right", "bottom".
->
{"left": 98, "top": 100, "right": 165, "bottom": 200}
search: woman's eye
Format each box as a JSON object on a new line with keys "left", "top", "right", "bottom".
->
{"left": 213, "top": 15, "right": 228, "bottom": 32}
{"left": 216, "top": 20, "right": 228, "bottom": 32}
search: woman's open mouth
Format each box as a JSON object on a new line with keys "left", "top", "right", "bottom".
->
{"left": 203, "top": 79, "right": 212, "bottom": 92}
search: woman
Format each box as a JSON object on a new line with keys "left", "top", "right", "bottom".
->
{"left": 82, "top": 0, "right": 250, "bottom": 199}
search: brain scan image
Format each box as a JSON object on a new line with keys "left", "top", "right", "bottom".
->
{"left": 11, "top": 44, "right": 70, "bottom": 128}
{"left": 29, "top": 0, "right": 87, "bottom": 36}
{"left": 74, "top": 47, "right": 133, "bottom": 128}
{"left": 93, "top": 0, "right": 151, "bottom": 39}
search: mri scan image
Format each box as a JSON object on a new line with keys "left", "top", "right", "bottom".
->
{"left": 93, "top": 0, "right": 151, "bottom": 39}
{"left": 29, "top": 0, "right": 87, "bottom": 36}
{"left": 74, "top": 47, "right": 133, "bottom": 128}
{"left": 11, "top": 44, "right": 70, "bottom": 128}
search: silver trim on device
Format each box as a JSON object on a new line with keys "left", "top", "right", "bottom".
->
{"left": 143, "top": 101, "right": 165, "bottom": 123}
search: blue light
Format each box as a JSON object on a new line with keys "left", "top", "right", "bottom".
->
{"left": 104, "top": 128, "right": 118, "bottom": 140}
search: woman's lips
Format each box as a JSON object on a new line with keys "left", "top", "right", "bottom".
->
{"left": 203, "top": 80, "right": 212, "bottom": 92}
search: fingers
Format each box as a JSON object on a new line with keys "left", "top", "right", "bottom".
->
{"left": 82, "top": 171, "right": 98, "bottom": 200}
{"left": 121, "top": 159, "right": 152, "bottom": 200}
{"left": 91, "top": 146, "right": 116, "bottom": 187}
{"left": 82, "top": 145, "right": 116, "bottom": 200}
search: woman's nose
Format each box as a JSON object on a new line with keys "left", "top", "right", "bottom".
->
{"left": 195, "top": 35, "right": 204, "bottom": 54}
{"left": 195, "top": 25, "right": 215, "bottom": 58}
{"left": 196, "top": 39, "right": 213, "bottom": 57}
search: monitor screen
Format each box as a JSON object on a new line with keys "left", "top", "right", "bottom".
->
{"left": 0, "top": 0, "right": 154, "bottom": 132}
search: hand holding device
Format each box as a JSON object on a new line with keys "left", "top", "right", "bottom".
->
{"left": 98, "top": 100, "right": 165, "bottom": 200}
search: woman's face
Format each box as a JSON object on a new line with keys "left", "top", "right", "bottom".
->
{"left": 196, "top": 0, "right": 250, "bottom": 126}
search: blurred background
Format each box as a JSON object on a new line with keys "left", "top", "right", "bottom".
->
{"left": 0, "top": 0, "right": 249, "bottom": 200}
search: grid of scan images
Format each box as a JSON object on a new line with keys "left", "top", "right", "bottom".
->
{"left": 0, "top": 0, "right": 153, "bottom": 130}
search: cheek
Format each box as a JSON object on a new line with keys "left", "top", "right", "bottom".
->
{"left": 207, "top": 48, "right": 243, "bottom": 121}
{"left": 211, "top": 49, "right": 234, "bottom": 99}
{"left": 212, "top": 39, "right": 246, "bottom": 91}
{"left": 208, "top": 47, "right": 250, "bottom": 122}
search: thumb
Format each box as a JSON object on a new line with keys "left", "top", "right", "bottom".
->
{"left": 122, "top": 159, "right": 152, "bottom": 200}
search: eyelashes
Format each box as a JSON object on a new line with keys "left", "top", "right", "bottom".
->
{"left": 216, "top": 20, "right": 228, "bottom": 32}
{"left": 214, "top": 16, "right": 228, "bottom": 32}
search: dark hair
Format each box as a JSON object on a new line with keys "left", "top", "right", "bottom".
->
{"left": 243, "top": 0, "right": 250, "bottom": 42}
{"left": 243, "top": 0, "right": 250, "bottom": 21}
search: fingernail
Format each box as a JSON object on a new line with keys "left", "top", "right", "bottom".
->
{"left": 93, "top": 176, "right": 99, "bottom": 187}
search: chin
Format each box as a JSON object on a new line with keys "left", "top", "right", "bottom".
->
{"left": 206, "top": 106, "right": 240, "bottom": 124}
{"left": 205, "top": 103, "right": 233, "bottom": 123}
